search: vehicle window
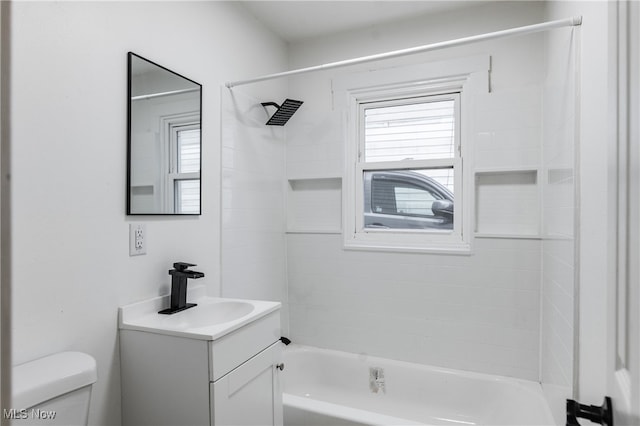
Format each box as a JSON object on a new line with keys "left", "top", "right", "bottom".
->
{"left": 371, "top": 177, "right": 440, "bottom": 217}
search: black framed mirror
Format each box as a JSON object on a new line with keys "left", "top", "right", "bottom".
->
{"left": 127, "top": 52, "right": 202, "bottom": 215}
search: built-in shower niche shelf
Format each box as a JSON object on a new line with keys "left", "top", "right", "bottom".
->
{"left": 474, "top": 168, "right": 540, "bottom": 238}
{"left": 129, "top": 185, "right": 156, "bottom": 212}
{"left": 130, "top": 185, "right": 154, "bottom": 194}
{"left": 286, "top": 177, "right": 342, "bottom": 234}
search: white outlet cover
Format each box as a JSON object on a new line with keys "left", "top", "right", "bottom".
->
{"left": 129, "top": 223, "right": 147, "bottom": 256}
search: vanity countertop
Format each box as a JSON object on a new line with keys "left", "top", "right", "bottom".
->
{"left": 118, "top": 286, "right": 281, "bottom": 341}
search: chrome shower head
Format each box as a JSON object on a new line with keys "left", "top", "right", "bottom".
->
{"left": 261, "top": 99, "right": 303, "bottom": 126}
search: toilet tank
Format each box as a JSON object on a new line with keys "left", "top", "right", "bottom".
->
{"left": 11, "top": 352, "right": 97, "bottom": 426}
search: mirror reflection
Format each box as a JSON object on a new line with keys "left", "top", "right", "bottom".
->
{"left": 127, "top": 52, "right": 202, "bottom": 215}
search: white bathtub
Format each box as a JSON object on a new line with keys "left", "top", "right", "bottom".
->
{"left": 281, "top": 345, "right": 554, "bottom": 426}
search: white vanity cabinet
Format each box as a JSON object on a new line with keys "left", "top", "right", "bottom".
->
{"left": 119, "top": 296, "right": 283, "bottom": 426}
{"left": 212, "top": 341, "right": 282, "bottom": 426}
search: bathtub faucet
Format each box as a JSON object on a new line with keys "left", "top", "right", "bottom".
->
{"left": 158, "top": 262, "right": 205, "bottom": 315}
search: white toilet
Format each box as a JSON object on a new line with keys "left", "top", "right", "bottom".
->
{"left": 11, "top": 352, "right": 97, "bottom": 425}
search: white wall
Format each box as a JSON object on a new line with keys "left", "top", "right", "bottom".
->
{"left": 284, "top": 2, "right": 551, "bottom": 380}
{"left": 9, "top": 2, "right": 287, "bottom": 424}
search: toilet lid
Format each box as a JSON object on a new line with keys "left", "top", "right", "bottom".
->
{"left": 12, "top": 352, "right": 97, "bottom": 409}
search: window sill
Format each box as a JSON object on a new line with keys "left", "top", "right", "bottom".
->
{"left": 286, "top": 229, "right": 342, "bottom": 235}
{"left": 343, "top": 237, "right": 472, "bottom": 255}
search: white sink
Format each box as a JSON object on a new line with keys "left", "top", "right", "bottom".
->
{"left": 174, "top": 301, "right": 254, "bottom": 328}
{"left": 119, "top": 286, "right": 280, "bottom": 340}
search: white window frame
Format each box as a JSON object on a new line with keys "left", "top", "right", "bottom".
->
{"left": 160, "top": 113, "right": 200, "bottom": 213}
{"left": 356, "top": 93, "right": 461, "bottom": 235}
{"left": 335, "top": 56, "right": 489, "bottom": 253}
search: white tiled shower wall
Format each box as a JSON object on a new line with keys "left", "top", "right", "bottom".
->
{"left": 218, "top": 0, "right": 578, "bottom": 393}
{"left": 287, "top": 235, "right": 541, "bottom": 379}
{"left": 221, "top": 89, "right": 290, "bottom": 333}
{"left": 284, "top": 2, "right": 550, "bottom": 380}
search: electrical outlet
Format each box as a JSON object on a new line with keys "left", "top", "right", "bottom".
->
{"left": 129, "top": 223, "right": 147, "bottom": 256}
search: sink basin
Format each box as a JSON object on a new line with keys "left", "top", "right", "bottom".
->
{"left": 118, "top": 286, "right": 281, "bottom": 340}
{"left": 158, "top": 301, "right": 254, "bottom": 329}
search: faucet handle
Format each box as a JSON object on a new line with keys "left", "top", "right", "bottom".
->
{"left": 173, "top": 262, "right": 197, "bottom": 272}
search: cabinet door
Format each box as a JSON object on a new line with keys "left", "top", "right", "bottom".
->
{"left": 212, "top": 342, "right": 283, "bottom": 426}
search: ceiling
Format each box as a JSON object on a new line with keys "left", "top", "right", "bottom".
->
{"left": 239, "top": 1, "right": 491, "bottom": 42}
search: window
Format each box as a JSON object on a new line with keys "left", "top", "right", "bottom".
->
{"left": 354, "top": 93, "right": 461, "bottom": 248}
{"left": 360, "top": 95, "right": 458, "bottom": 234}
{"left": 338, "top": 56, "right": 487, "bottom": 253}
{"left": 166, "top": 120, "right": 200, "bottom": 213}
{"left": 363, "top": 97, "right": 457, "bottom": 164}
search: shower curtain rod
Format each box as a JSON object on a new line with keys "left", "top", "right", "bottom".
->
{"left": 225, "top": 16, "right": 582, "bottom": 88}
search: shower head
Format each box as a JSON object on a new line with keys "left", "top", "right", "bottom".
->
{"left": 261, "top": 99, "right": 303, "bottom": 126}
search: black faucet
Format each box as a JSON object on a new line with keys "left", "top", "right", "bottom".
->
{"left": 158, "top": 262, "right": 205, "bottom": 315}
